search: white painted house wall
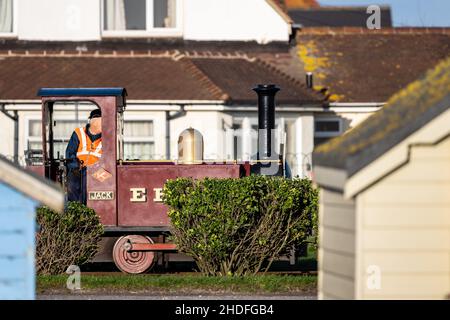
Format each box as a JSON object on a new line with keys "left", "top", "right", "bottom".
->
{"left": 14, "top": 0, "right": 289, "bottom": 43}
{"left": 0, "top": 102, "right": 379, "bottom": 177}
{"left": 183, "top": 0, "right": 290, "bottom": 43}
{"left": 18, "top": 0, "right": 101, "bottom": 41}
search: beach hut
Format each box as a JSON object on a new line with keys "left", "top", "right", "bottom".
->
{"left": 313, "top": 58, "right": 450, "bottom": 299}
{"left": 0, "top": 155, "right": 63, "bottom": 299}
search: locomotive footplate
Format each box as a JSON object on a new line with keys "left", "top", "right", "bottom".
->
{"left": 124, "top": 240, "right": 178, "bottom": 252}
{"left": 103, "top": 226, "right": 172, "bottom": 237}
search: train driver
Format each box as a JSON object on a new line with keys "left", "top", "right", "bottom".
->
{"left": 65, "top": 108, "right": 102, "bottom": 204}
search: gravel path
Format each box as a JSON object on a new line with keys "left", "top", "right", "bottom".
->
{"left": 38, "top": 293, "right": 317, "bottom": 300}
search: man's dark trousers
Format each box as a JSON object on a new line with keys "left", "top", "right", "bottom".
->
{"left": 67, "top": 167, "right": 87, "bottom": 205}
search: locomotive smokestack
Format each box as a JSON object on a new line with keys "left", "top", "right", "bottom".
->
{"left": 253, "top": 84, "right": 280, "bottom": 160}
{"left": 306, "top": 72, "right": 313, "bottom": 89}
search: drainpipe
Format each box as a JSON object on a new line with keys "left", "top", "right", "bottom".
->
{"left": 0, "top": 104, "right": 19, "bottom": 164}
{"left": 165, "top": 105, "right": 186, "bottom": 160}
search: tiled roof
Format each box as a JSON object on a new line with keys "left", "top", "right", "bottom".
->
{"left": 191, "top": 58, "right": 323, "bottom": 104}
{"left": 296, "top": 28, "right": 450, "bottom": 102}
{"left": 0, "top": 52, "right": 324, "bottom": 105}
{"left": 284, "top": 0, "right": 320, "bottom": 9}
{"left": 313, "top": 56, "right": 450, "bottom": 177}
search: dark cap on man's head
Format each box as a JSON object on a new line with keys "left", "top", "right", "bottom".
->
{"left": 89, "top": 108, "right": 102, "bottom": 119}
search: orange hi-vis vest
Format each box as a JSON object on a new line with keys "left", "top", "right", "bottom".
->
{"left": 74, "top": 127, "right": 102, "bottom": 166}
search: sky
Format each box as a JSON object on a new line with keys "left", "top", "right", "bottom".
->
{"left": 318, "top": 0, "right": 450, "bottom": 27}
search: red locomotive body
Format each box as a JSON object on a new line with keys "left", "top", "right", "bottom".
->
{"left": 115, "top": 163, "right": 242, "bottom": 227}
{"left": 32, "top": 86, "right": 282, "bottom": 273}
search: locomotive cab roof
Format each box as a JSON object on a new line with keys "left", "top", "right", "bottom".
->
{"left": 37, "top": 87, "right": 127, "bottom": 97}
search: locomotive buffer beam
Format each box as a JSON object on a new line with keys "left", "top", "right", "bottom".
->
{"left": 124, "top": 240, "right": 178, "bottom": 253}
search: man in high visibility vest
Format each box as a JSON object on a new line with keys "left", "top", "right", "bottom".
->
{"left": 65, "top": 108, "right": 102, "bottom": 204}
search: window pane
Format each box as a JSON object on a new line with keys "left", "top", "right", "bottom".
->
{"left": 124, "top": 120, "right": 153, "bottom": 137}
{"left": 29, "top": 120, "right": 42, "bottom": 137}
{"left": 53, "top": 120, "right": 83, "bottom": 139}
{"left": 154, "top": 0, "right": 176, "bottom": 28}
{"left": 0, "top": 0, "right": 13, "bottom": 33}
{"left": 124, "top": 142, "right": 154, "bottom": 160}
{"left": 104, "top": 0, "right": 146, "bottom": 30}
{"left": 28, "top": 141, "right": 42, "bottom": 151}
{"left": 315, "top": 120, "right": 340, "bottom": 133}
{"left": 53, "top": 142, "right": 67, "bottom": 159}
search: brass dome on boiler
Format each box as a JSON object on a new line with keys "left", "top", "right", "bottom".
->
{"left": 177, "top": 127, "right": 204, "bottom": 164}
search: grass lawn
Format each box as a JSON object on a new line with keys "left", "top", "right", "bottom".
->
{"left": 37, "top": 274, "right": 317, "bottom": 295}
{"left": 38, "top": 245, "right": 318, "bottom": 296}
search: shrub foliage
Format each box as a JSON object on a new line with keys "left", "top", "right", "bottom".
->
{"left": 163, "top": 176, "right": 318, "bottom": 276}
{"left": 36, "top": 201, "right": 104, "bottom": 275}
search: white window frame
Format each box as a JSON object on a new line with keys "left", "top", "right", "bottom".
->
{"left": 314, "top": 117, "right": 343, "bottom": 138}
{"left": 24, "top": 115, "right": 157, "bottom": 158}
{"left": 0, "top": 0, "right": 18, "bottom": 38}
{"left": 24, "top": 115, "right": 90, "bottom": 155}
{"left": 101, "top": 0, "right": 184, "bottom": 38}
{"left": 122, "top": 116, "right": 156, "bottom": 159}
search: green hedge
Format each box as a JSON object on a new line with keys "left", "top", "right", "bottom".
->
{"left": 163, "top": 176, "right": 318, "bottom": 276}
{"left": 36, "top": 201, "right": 104, "bottom": 275}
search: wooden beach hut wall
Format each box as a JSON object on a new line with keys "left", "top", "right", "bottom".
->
{"left": 0, "top": 155, "right": 63, "bottom": 300}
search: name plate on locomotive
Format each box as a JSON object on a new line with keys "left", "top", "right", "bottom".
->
{"left": 88, "top": 191, "right": 115, "bottom": 201}
{"left": 129, "top": 187, "right": 163, "bottom": 203}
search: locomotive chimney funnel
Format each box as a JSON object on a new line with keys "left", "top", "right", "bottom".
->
{"left": 306, "top": 72, "right": 313, "bottom": 89}
{"left": 253, "top": 84, "right": 280, "bottom": 161}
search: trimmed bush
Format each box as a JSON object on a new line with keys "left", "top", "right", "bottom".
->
{"left": 36, "top": 201, "right": 104, "bottom": 275}
{"left": 163, "top": 175, "right": 318, "bottom": 276}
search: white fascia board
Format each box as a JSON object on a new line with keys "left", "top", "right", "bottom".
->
{"left": 313, "top": 165, "right": 347, "bottom": 191}
{"left": 127, "top": 100, "right": 225, "bottom": 105}
{"left": 0, "top": 100, "right": 41, "bottom": 104}
{"left": 328, "top": 102, "right": 386, "bottom": 107}
{"left": 327, "top": 102, "right": 385, "bottom": 113}
{"left": 185, "top": 105, "right": 326, "bottom": 112}
{"left": 328, "top": 106, "right": 384, "bottom": 113}
{"left": 344, "top": 108, "right": 450, "bottom": 199}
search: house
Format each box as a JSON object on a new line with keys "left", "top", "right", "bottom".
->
{"left": 1, "top": 0, "right": 292, "bottom": 43}
{"left": 2, "top": 1, "right": 448, "bottom": 179}
{"left": 0, "top": 154, "right": 64, "bottom": 299}
{"left": 312, "top": 57, "right": 450, "bottom": 299}
{"left": 0, "top": 0, "right": 353, "bottom": 179}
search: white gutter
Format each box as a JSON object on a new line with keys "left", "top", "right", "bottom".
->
{"left": 0, "top": 100, "right": 40, "bottom": 104}
{"left": 128, "top": 100, "right": 225, "bottom": 105}
{"left": 184, "top": 105, "right": 324, "bottom": 112}
{"left": 0, "top": 99, "right": 226, "bottom": 105}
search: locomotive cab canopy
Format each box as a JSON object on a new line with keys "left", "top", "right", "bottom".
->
{"left": 37, "top": 87, "right": 126, "bottom": 183}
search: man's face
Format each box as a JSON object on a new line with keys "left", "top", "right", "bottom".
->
{"left": 90, "top": 117, "right": 102, "bottom": 134}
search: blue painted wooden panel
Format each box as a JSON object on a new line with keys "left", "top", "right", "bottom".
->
{"left": 0, "top": 183, "right": 36, "bottom": 300}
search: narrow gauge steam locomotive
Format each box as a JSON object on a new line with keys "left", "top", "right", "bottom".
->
{"left": 29, "top": 85, "right": 286, "bottom": 274}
